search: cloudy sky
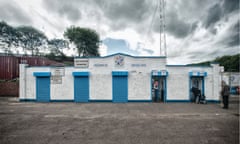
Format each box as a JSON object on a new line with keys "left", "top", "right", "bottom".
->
{"left": 0, "top": 0, "right": 239, "bottom": 64}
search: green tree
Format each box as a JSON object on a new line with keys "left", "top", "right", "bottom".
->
{"left": 188, "top": 54, "right": 240, "bottom": 72}
{"left": 0, "top": 21, "right": 20, "bottom": 55}
{"left": 64, "top": 26, "right": 100, "bottom": 57}
{"left": 48, "top": 38, "right": 69, "bottom": 56}
{"left": 214, "top": 54, "right": 240, "bottom": 72}
{"left": 17, "top": 26, "right": 48, "bottom": 56}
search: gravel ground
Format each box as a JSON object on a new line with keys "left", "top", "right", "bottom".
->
{"left": 0, "top": 97, "right": 239, "bottom": 144}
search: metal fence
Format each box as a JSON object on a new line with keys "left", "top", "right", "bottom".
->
{"left": 0, "top": 56, "right": 63, "bottom": 80}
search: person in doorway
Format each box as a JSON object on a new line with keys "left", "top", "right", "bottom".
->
{"left": 221, "top": 81, "right": 230, "bottom": 109}
{"left": 154, "top": 80, "right": 159, "bottom": 102}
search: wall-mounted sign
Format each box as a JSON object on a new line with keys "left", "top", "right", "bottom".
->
{"left": 199, "top": 72, "right": 206, "bottom": 76}
{"left": 152, "top": 70, "right": 158, "bottom": 76}
{"left": 192, "top": 71, "right": 198, "bottom": 76}
{"left": 152, "top": 70, "right": 168, "bottom": 76}
{"left": 190, "top": 71, "right": 207, "bottom": 76}
{"left": 74, "top": 59, "right": 89, "bottom": 68}
{"left": 51, "top": 76, "right": 62, "bottom": 84}
{"left": 161, "top": 70, "right": 167, "bottom": 76}
{"left": 131, "top": 64, "right": 146, "bottom": 67}
{"left": 114, "top": 55, "right": 124, "bottom": 67}
{"left": 51, "top": 67, "right": 65, "bottom": 76}
{"left": 94, "top": 64, "right": 108, "bottom": 67}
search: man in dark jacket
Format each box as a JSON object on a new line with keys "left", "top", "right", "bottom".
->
{"left": 221, "top": 81, "right": 230, "bottom": 109}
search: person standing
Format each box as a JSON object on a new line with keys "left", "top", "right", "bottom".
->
{"left": 154, "top": 80, "right": 159, "bottom": 102}
{"left": 221, "top": 81, "right": 230, "bottom": 109}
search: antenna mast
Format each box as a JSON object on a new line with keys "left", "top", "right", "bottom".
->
{"left": 159, "top": 0, "right": 166, "bottom": 56}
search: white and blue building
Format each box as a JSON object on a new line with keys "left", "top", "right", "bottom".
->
{"left": 19, "top": 53, "right": 222, "bottom": 103}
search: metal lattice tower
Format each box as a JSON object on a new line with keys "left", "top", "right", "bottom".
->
{"left": 159, "top": 0, "right": 167, "bottom": 56}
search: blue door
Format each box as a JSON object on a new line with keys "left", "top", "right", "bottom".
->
{"left": 73, "top": 72, "right": 89, "bottom": 102}
{"left": 36, "top": 77, "right": 50, "bottom": 102}
{"left": 112, "top": 72, "right": 128, "bottom": 103}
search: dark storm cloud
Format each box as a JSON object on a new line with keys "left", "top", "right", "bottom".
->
{"left": 58, "top": 5, "right": 81, "bottom": 22}
{"left": 222, "top": 0, "right": 239, "bottom": 14}
{"left": 95, "top": 0, "right": 152, "bottom": 31}
{"left": 0, "top": 2, "right": 31, "bottom": 24}
{"left": 203, "top": 0, "right": 239, "bottom": 30}
{"left": 226, "top": 21, "right": 239, "bottom": 47}
{"left": 162, "top": 11, "right": 192, "bottom": 38}
{"left": 43, "top": 0, "right": 81, "bottom": 22}
{"left": 43, "top": 0, "right": 152, "bottom": 31}
{"left": 103, "top": 0, "right": 149, "bottom": 22}
{"left": 204, "top": 4, "right": 222, "bottom": 29}
{"left": 151, "top": 0, "right": 207, "bottom": 39}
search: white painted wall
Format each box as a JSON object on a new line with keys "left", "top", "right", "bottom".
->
{"left": 166, "top": 65, "right": 219, "bottom": 101}
{"left": 88, "top": 54, "right": 166, "bottom": 100}
{"left": 20, "top": 54, "right": 222, "bottom": 102}
{"left": 51, "top": 67, "right": 74, "bottom": 100}
{"left": 19, "top": 64, "right": 27, "bottom": 100}
{"left": 25, "top": 67, "right": 51, "bottom": 100}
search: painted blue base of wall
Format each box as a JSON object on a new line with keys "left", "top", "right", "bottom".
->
{"left": 166, "top": 100, "right": 220, "bottom": 103}
{"left": 128, "top": 100, "right": 152, "bottom": 102}
{"left": 51, "top": 100, "right": 74, "bottom": 102}
{"left": 165, "top": 100, "right": 191, "bottom": 103}
{"left": 206, "top": 100, "right": 220, "bottom": 103}
{"left": 19, "top": 99, "right": 220, "bottom": 103}
{"left": 89, "top": 100, "right": 112, "bottom": 102}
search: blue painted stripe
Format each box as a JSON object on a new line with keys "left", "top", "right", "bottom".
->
{"left": 164, "top": 76, "right": 167, "bottom": 102}
{"left": 33, "top": 72, "right": 51, "bottom": 77}
{"left": 166, "top": 100, "right": 191, "bottom": 103}
{"left": 202, "top": 77, "right": 205, "bottom": 96}
{"left": 167, "top": 65, "right": 211, "bottom": 68}
{"left": 50, "top": 100, "right": 74, "bottom": 102}
{"left": 72, "top": 72, "right": 89, "bottom": 76}
{"left": 89, "top": 100, "right": 112, "bottom": 102}
{"left": 189, "top": 76, "right": 191, "bottom": 101}
{"left": 206, "top": 100, "right": 220, "bottom": 103}
{"left": 128, "top": 100, "right": 152, "bottom": 102}
{"left": 112, "top": 71, "right": 128, "bottom": 76}
{"left": 19, "top": 99, "right": 36, "bottom": 102}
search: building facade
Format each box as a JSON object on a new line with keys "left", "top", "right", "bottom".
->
{"left": 19, "top": 53, "right": 222, "bottom": 102}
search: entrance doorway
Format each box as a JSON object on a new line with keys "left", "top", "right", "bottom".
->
{"left": 190, "top": 76, "right": 204, "bottom": 102}
{"left": 152, "top": 76, "right": 166, "bottom": 102}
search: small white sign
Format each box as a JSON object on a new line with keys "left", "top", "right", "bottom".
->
{"left": 199, "top": 72, "right": 205, "bottom": 76}
{"left": 74, "top": 59, "right": 89, "bottom": 68}
{"left": 51, "top": 67, "right": 65, "bottom": 76}
{"left": 51, "top": 76, "right": 62, "bottom": 84}
{"left": 192, "top": 71, "right": 198, "bottom": 76}
{"left": 161, "top": 70, "right": 167, "bottom": 75}
{"left": 152, "top": 70, "right": 158, "bottom": 76}
{"left": 94, "top": 64, "right": 108, "bottom": 67}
